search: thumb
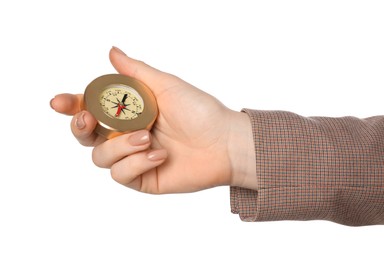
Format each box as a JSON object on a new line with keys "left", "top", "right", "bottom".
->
{"left": 109, "top": 47, "right": 178, "bottom": 96}
{"left": 50, "top": 93, "right": 84, "bottom": 116}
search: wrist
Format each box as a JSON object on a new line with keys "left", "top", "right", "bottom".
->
{"left": 226, "top": 110, "right": 257, "bottom": 190}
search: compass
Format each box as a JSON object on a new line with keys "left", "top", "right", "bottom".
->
{"left": 84, "top": 74, "right": 158, "bottom": 139}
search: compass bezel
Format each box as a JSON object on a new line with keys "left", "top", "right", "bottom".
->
{"left": 84, "top": 74, "right": 158, "bottom": 139}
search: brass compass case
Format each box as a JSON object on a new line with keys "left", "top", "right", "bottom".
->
{"left": 84, "top": 74, "right": 158, "bottom": 139}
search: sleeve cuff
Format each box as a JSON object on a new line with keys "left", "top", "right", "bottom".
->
{"left": 230, "top": 186, "right": 259, "bottom": 222}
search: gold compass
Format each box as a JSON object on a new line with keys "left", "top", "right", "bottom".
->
{"left": 84, "top": 74, "right": 158, "bottom": 139}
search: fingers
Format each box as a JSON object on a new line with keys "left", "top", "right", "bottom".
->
{"left": 110, "top": 149, "right": 168, "bottom": 191}
{"left": 51, "top": 93, "right": 103, "bottom": 146}
{"left": 92, "top": 129, "right": 168, "bottom": 192}
{"left": 92, "top": 130, "right": 151, "bottom": 168}
{"left": 70, "top": 110, "right": 105, "bottom": 146}
{"left": 50, "top": 93, "right": 84, "bottom": 116}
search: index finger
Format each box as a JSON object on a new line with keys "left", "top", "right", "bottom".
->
{"left": 50, "top": 93, "right": 84, "bottom": 116}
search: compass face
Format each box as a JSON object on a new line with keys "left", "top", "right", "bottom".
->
{"left": 99, "top": 85, "right": 144, "bottom": 120}
{"left": 84, "top": 74, "right": 158, "bottom": 139}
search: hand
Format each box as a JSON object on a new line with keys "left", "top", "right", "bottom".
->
{"left": 51, "top": 47, "right": 256, "bottom": 194}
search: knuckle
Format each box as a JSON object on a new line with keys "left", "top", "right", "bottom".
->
{"left": 110, "top": 157, "right": 138, "bottom": 185}
{"left": 110, "top": 163, "right": 124, "bottom": 183}
{"left": 91, "top": 148, "right": 106, "bottom": 168}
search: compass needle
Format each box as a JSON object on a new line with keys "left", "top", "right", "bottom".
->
{"left": 122, "top": 94, "right": 128, "bottom": 104}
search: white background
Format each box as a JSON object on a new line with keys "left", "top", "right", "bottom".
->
{"left": 1, "top": 0, "right": 383, "bottom": 259}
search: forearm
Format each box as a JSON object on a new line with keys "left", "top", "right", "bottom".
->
{"left": 231, "top": 109, "right": 384, "bottom": 226}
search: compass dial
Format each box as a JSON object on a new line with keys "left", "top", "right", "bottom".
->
{"left": 100, "top": 85, "right": 144, "bottom": 120}
{"left": 84, "top": 74, "right": 158, "bottom": 139}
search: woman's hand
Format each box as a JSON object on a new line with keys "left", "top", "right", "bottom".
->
{"left": 51, "top": 47, "right": 256, "bottom": 194}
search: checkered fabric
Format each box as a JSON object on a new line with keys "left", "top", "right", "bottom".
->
{"left": 231, "top": 109, "right": 384, "bottom": 226}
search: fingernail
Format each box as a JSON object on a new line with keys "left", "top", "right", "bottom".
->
{"left": 128, "top": 130, "right": 150, "bottom": 146}
{"left": 147, "top": 149, "right": 167, "bottom": 161}
{"left": 49, "top": 98, "right": 55, "bottom": 110}
{"left": 112, "top": 46, "right": 127, "bottom": 56}
{"left": 75, "top": 112, "right": 86, "bottom": 129}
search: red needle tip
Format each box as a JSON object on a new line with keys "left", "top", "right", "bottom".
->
{"left": 115, "top": 105, "right": 122, "bottom": 117}
{"left": 115, "top": 104, "right": 126, "bottom": 117}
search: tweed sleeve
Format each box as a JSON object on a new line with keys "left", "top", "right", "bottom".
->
{"left": 231, "top": 109, "right": 384, "bottom": 226}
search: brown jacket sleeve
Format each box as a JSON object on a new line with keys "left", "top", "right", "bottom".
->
{"left": 231, "top": 109, "right": 384, "bottom": 226}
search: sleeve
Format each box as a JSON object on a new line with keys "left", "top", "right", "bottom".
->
{"left": 230, "top": 109, "right": 384, "bottom": 226}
